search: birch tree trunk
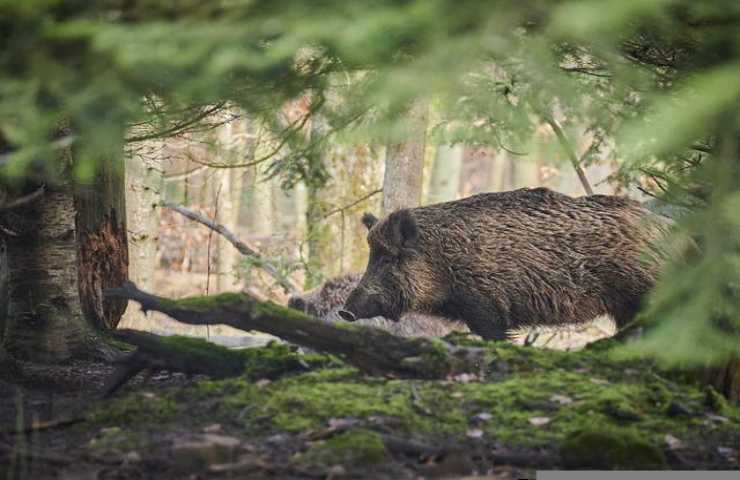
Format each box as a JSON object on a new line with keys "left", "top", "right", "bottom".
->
{"left": 120, "top": 140, "right": 164, "bottom": 328}
{"left": 382, "top": 103, "right": 428, "bottom": 214}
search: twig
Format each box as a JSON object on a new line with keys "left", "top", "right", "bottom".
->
{"left": 410, "top": 383, "right": 433, "bottom": 416}
{"left": 163, "top": 165, "right": 208, "bottom": 182}
{"left": 3, "top": 417, "right": 84, "bottom": 436}
{"left": 125, "top": 103, "right": 228, "bottom": 143}
{"left": 322, "top": 188, "right": 383, "bottom": 219}
{"left": 0, "top": 185, "right": 45, "bottom": 212}
{"left": 543, "top": 117, "right": 594, "bottom": 196}
{"left": 0, "top": 224, "right": 19, "bottom": 237}
{"left": 523, "top": 330, "right": 541, "bottom": 347}
{"left": 161, "top": 202, "right": 300, "bottom": 296}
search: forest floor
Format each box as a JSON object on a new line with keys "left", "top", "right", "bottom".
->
{"left": 1, "top": 336, "right": 739, "bottom": 479}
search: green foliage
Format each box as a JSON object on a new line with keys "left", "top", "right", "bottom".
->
{"left": 1, "top": 0, "right": 739, "bottom": 365}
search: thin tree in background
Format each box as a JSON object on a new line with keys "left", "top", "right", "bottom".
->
{"left": 382, "top": 103, "right": 428, "bottom": 214}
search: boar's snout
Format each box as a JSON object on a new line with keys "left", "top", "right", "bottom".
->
{"left": 288, "top": 296, "right": 306, "bottom": 312}
{"left": 343, "top": 291, "right": 398, "bottom": 322}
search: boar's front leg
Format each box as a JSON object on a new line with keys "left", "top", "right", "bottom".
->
{"left": 441, "top": 301, "right": 509, "bottom": 341}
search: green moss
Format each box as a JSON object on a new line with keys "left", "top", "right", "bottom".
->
{"left": 239, "top": 341, "right": 330, "bottom": 380}
{"left": 83, "top": 338, "right": 739, "bottom": 465}
{"left": 561, "top": 427, "right": 667, "bottom": 469}
{"left": 258, "top": 377, "right": 441, "bottom": 433}
{"left": 159, "top": 335, "right": 247, "bottom": 375}
{"left": 300, "top": 429, "right": 388, "bottom": 467}
{"left": 586, "top": 388, "right": 644, "bottom": 422}
{"left": 704, "top": 385, "right": 730, "bottom": 415}
{"left": 88, "top": 426, "right": 143, "bottom": 455}
{"left": 91, "top": 392, "right": 181, "bottom": 425}
{"left": 163, "top": 292, "right": 249, "bottom": 311}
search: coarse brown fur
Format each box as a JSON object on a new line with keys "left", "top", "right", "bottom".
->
{"left": 344, "top": 187, "right": 672, "bottom": 340}
{"left": 288, "top": 273, "right": 467, "bottom": 338}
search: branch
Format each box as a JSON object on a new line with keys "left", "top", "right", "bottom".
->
{"left": 161, "top": 202, "right": 301, "bottom": 296}
{"left": 105, "top": 282, "right": 489, "bottom": 379}
{"left": 163, "top": 165, "right": 208, "bottom": 182}
{"left": 322, "top": 188, "right": 383, "bottom": 219}
{"left": 125, "top": 103, "right": 229, "bottom": 143}
{"left": 543, "top": 117, "right": 594, "bottom": 196}
{"left": 0, "top": 185, "right": 46, "bottom": 212}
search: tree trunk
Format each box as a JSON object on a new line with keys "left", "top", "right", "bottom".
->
{"left": 705, "top": 357, "right": 740, "bottom": 404}
{"left": 427, "top": 144, "right": 463, "bottom": 204}
{"left": 3, "top": 156, "right": 128, "bottom": 362}
{"left": 76, "top": 159, "right": 129, "bottom": 332}
{"left": 382, "top": 102, "right": 428, "bottom": 214}
{"left": 0, "top": 234, "right": 7, "bottom": 345}
{"left": 120, "top": 140, "right": 163, "bottom": 328}
{"left": 304, "top": 116, "right": 330, "bottom": 289}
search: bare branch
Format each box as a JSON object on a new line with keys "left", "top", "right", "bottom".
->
{"left": 161, "top": 201, "right": 301, "bottom": 296}
{"left": 163, "top": 165, "right": 208, "bottom": 182}
{"left": 322, "top": 188, "right": 383, "bottom": 219}
{"left": 0, "top": 185, "right": 46, "bottom": 212}
{"left": 543, "top": 117, "right": 594, "bottom": 196}
{"left": 125, "top": 103, "right": 229, "bottom": 143}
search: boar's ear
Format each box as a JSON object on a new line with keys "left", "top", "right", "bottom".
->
{"left": 361, "top": 212, "right": 379, "bottom": 231}
{"left": 388, "top": 209, "right": 419, "bottom": 251}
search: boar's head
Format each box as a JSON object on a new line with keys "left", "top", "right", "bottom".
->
{"left": 341, "top": 209, "right": 442, "bottom": 322}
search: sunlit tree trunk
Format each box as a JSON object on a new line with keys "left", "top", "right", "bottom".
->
{"left": 120, "top": 140, "right": 163, "bottom": 328}
{"left": 3, "top": 153, "right": 127, "bottom": 362}
{"left": 382, "top": 102, "right": 428, "bottom": 214}
{"left": 304, "top": 115, "right": 331, "bottom": 289}
{"left": 213, "top": 117, "right": 250, "bottom": 293}
{"left": 426, "top": 144, "right": 463, "bottom": 205}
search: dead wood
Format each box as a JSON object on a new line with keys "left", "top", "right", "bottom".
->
{"left": 161, "top": 202, "right": 301, "bottom": 296}
{"left": 101, "top": 329, "right": 250, "bottom": 397}
{"left": 105, "top": 282, "right": 489, "bottom": 379}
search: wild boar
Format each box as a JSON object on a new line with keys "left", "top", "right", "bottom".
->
{"left": 340, "top": 187, "right": 670, "bottom": 340}
{"left": 288, "top": 273, "right": 467, "bottom": 337}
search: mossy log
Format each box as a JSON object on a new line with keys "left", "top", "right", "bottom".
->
{"left": 105, "top": 282, "right": 489, "bottom": 379}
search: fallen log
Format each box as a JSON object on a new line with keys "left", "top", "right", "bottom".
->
{"left": 101, "top": 329, "right": 321, "bottom": 397}
{"left": 105, "top": 282, "right": 489, "bottom": 379}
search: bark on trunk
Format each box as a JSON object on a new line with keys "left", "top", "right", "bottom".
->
{"left": 0, "top": 235, "right": 8, "bottom": 345}
{"left": 214, "top": 116, "right": 249, "bottom": 293}
{"left": 427, "top": 144, "right": 463, "bottom": 204}
{"left": 382, "top": 102, "right": 428, "bottom": 214}
{"left": 5, "top": 186, "right": 89, "bottom": 361}
{"left": 2, "top": 156, "right": 127, "bottom": 362}
{"left": 304, "top": 115, "right": 330, "bottom": 289}
{"left": 705, "top": 357, "right": 740, "bottom": 404}
{"left": 120, "top": 141, "right": 163, "bottom": 328}
{"left": 75, "top": 159, "right": 129, "bottom": 331}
